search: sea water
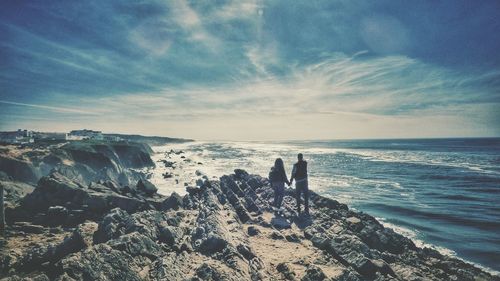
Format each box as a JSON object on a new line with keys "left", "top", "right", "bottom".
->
{"left": 149, "top": 138, "right": 500, "bottom": 274}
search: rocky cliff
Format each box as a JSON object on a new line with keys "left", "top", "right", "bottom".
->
{"left": 1, "top": 169, "right": 498, "bottom": 281}
{"left": 0, "top": 141, "right": 155, "bottom": 186}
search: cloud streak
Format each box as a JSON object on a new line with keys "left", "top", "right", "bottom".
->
{"left": 0, "top": 100, "right": 101, "bottom": 115}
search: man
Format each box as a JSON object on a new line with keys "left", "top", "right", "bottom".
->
{"left": 290, "top": 153, "right": 309, "bottom": 215}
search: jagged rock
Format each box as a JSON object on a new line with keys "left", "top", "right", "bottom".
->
{"left": 161, "top": 160, "right": 176, "bottom": 168}
{"left": 107, "top": 232, "right": 161, "bottom": 259}
{"left": 73, "top": 221, "right": 98, "bottom": 248}
{"left": 10, "top": 223, "right": 96, "bottom": 273}
{"left": 162, "top": 172, "right": 173, "bottom": 179}
{"left": 301, "top": 265, "right": 326, "bottom": 281}
{"left": 285, "top": 233, "right": 301, "bottom": 243}
{"left": 271, "top": 216, "right": 292, "bottom": 230}
{"left": 234, "top": 204, "right": 251, "bottom": 223}
{"left": 0, "top": 156, "right": 40, "bottom": 184}
{"left": 93, "top": 208, "right": 133, "bottom": 244}
{"left": 186, "top": 186, "right": 203, "bottom": 196}
{"left": 136, "top": 179, "right": 157, "bottom": 196}
{"left": 161, "top": 192, "right": 183, "bottom": 211}
{"left": 336, "top": 269, "right": 363, "bottom": 281}
{"left": 234, "top": 169, "right": 249, "bottom": 180}
{"left": 51, "top": 221, "right": 98, "bottom": 262}
{"left": 94, "top": 208, "right": 176, "bottom": 245}
{"left": 0, "top": 180, "right": 34, "bottom": 207}
{"left": 198, "top": 234, "right": 228, "bottom": 255}
{"left": 277, "top": 263, "right": 296, "bottom": 280}
{"left": 247, "top": 226, "right": 260, "bottom": 236}
{"left": 371, "top": 259, "right": 395, "bottom": 277}
{"left": 245, "top": 175, "right": 267, "bottom": 190}
{"left": 196, "top": 263, "right": 223, "bottom": 280}
{"left": 15, "top": 173, "right": 159, "bottom": 227}
{"left": 150, "top": 252, "right": 193, "bottom": 280}
{"left": 2, "top": 167, "right": 499, "bottom": 281}
{"left": 56, "top": 244, "right": 150, "bottom": 281}
{"left": 236, "top": 244, "right": 256, "bottom": 261}
{"left": 325, "top": 234, "right": 376, "bottom": 277}
{"left": 158, "top": 224, "right": 184, "bottom": 247}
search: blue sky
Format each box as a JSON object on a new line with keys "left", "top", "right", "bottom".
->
{"left": 1, "top": 0, "right": 499, "bottom": 140}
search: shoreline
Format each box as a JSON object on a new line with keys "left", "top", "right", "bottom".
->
{"left": 1, "top": 140, "right": 499, "bottom": 280}
{"left": 148, "top": 141, "right": 500, "bottom": 277}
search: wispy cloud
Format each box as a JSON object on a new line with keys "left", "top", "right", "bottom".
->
{"left": 1, "top": 0, "right": 499, "bottom": 139}
{"left": 48, "top": 53, "right": 498, "bottom": 122}
{"left": 0, "top": 100, "right": 101, "bottom": 115}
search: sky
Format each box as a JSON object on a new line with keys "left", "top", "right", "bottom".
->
{"left": 1, "top": 0, "right": 499, "bottom": 140}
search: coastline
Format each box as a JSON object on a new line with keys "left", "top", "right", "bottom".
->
{"left": 148, "top": 141, "right": 500, "bottom": 277}
{"left": 1, "top": 140, "right": 499, "bottom": 280}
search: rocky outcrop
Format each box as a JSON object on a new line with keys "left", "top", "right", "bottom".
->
{"left": 0, "top": 141, "right": 155, "bottom": 189}
{"left": 0, "top": 156, "right": 40, "bottom": 184}
{"left": 61, "top": 142, "right": 154, "bottom": 169}
{"left": 1, "top": 169, "right": 499, "bottom": 281}
{"left": 0, "top": 180, "right": 34, "bottom": 207}
{"left": 6, "top": 172, "right": 166, "bottom": 227}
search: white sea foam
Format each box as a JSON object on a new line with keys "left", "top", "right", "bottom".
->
{"left": 376, "top": 217, "right": 500, "bottom": 277}
{"left": 343, "top": 149, "right": 500, "bottom": 175}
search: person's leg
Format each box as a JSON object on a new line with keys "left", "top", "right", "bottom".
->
{"left": 277, "top": 185, "right": 284, "bottom": 209}
{"left": 304, "top": 181, "right": 309, "bottom": 214}
{"left": 295, "top": 185, "right": 302, "bottom": 213}
{"left": 272, "top": 183, "right": 279, "bottom": 208}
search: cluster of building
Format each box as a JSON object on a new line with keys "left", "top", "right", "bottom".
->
{"left": 0, "top": 129, "right": 121, "bottom": 144}
{"left": 68, "top": 129, "right": 103, "bottom": 141}
{"left": 0, "top": 129, "right": 35, "bottom": 144}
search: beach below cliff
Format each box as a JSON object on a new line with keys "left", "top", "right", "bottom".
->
{"left": 1, "top": 139, "right": 499, "bottom": 281}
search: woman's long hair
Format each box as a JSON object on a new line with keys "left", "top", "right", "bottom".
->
{"left": 274, "top": 158, "right": 285, "bottom": 174}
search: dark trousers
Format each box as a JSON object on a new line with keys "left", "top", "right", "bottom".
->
{"left": 273, "top": 182, "right": 285, "bottom": 209}
{"left": 295, "top": 180, "right": 309, "bottom": 213}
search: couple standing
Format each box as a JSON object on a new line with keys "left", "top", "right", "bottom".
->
{"left": 269, "top": 153, "right": 309, "bottom": 215}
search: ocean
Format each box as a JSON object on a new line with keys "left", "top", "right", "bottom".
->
{"left": 149, "top": 138, "right": 500, "bottom": 274}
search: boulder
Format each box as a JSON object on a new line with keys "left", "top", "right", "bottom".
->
{"left": 136, "top": 179, "right": 157, "bottom": 196}
{"left": 271, "top": 216, "right": 292, "bottom": 230}
{"left": 247, "top": 226, "right": 260, "bottom": 236}
{"left": 198, "top": 234, "right": 228, "bottom": 255}
{"left": 276, "top": 262, "right": 296, "bottom": 280}
{"left": 161, "top": 192, "right": 183, "bottom": 211}
{"left": 158, "top": 224, "right": 184, "bottom": 247}
{"left": 233, "top": 169, "right": 249, "bottom": 180}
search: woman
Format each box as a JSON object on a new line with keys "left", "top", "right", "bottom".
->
{"left": 269, "top": 158, "right": 290, "bottom": 213}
